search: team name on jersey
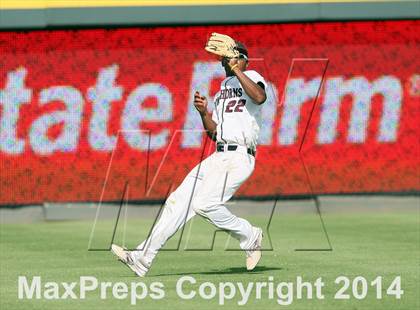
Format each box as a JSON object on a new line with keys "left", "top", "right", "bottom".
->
{"left": 219, "top": 87, "right": 243, "bottom": 100}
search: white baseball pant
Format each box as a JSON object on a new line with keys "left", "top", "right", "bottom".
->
{"left": 132, "top": 146, "right": 259, "bottom": 266}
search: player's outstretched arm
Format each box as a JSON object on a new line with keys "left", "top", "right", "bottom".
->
{"left": 233, "top": 67, "right": 266, "bottom": 104}
{"left": 193, "top": 91, "right": 217, "bottom": 141}
{"left": 228, "top": 58, "right": 266, "bottom": 105}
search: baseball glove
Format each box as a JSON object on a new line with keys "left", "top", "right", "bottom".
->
{"left": 205, "top": 32, "right": 239, "bottom": 58}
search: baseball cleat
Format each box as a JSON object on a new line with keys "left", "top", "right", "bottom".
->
{"left": 111, "top": 244, "right": 149, "bottom": 277}
{"left": 246, "top": 227, "right": 263, "bottom": 271}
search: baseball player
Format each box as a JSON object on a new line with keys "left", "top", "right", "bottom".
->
{"left": 111, "top": 33, "right": 267, "bottom": 277}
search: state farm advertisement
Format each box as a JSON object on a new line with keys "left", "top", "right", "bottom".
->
{"left": 0, "top": 21, "right": 419, "bottom": 205}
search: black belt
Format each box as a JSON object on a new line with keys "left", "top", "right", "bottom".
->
{"left": 216, "top": 143, "right": 256, "bottom": 157}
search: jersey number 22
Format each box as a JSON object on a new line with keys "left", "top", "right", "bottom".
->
{"left": 225, "top": 99, "right": 246, "bottom": 113}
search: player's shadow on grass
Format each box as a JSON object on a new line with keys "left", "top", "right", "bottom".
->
{"left": 152, "top": 266, "right": 282, "bottom": 277}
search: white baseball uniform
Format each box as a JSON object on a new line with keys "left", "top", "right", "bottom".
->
{"left": 132, "top": 70, "right": 267, "bottom": 266}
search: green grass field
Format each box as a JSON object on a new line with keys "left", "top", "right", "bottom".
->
{"left": 1, "top": 210, "right": 419, "bottom": 310}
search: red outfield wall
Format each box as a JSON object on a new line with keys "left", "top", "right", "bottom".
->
{"left": 0, "top": 21, "right": 419, "bottom": 205}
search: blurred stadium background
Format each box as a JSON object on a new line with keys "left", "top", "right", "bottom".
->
{"left": 0, "top": 0, "right": 418, "bottom": 216}
{"left": 0, "top": 1, "right": 419, "bottom": 309}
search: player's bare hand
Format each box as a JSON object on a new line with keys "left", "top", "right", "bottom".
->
{"left": 193, "top": 91, "right": 208, "bottom": 116}
{"left": 227, "top": 57, "right": 238, "bottom": 68}
{"left": 222, "top": 57, "right": 239, "bottom": 73}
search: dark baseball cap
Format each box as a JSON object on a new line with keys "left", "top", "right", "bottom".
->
{"left": 235, "top": 41, "right": 248, "bottom": 57}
